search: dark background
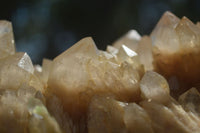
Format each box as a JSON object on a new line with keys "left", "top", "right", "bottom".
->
{"left": 0, "top": 0, "right": 200, "bottom": 64}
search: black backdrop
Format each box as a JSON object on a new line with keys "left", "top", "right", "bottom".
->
{"left": 0, "top": 0, "right": 200, "bottom": 64}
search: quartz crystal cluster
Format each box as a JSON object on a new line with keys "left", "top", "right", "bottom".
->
{"left": 1, "top": 11, "right": 200, "bottom": 133}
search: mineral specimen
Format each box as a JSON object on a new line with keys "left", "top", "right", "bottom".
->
{"left": 1, "top": 11, "right": 200, "bottom": 133}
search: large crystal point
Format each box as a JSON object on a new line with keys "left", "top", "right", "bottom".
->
{"left": 0, "top": 20, "right": 15, "bottom": 58}
{"left": 151, "top": 11, "right": 180, "bottom": 53}
{"left": 113, "top": 30, "right": 141, "bottom": 52}
{"left": 48, "top": 37, "right": 99, "bottom": 117}
{"left": 49, "top": 37, "right": 98, "bottom": 91}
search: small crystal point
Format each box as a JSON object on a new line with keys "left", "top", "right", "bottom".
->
{"left": 117, "top": 45, "right": 144, "bottom": 76}
{"left": 0, "top": 20, "right": 15, "bottom": 58}
{"left": 117, "top": 45, "right": 138, "bottom": 63}
{"left": 18, "top": 53, "right": 34, "bottom": 74}
{"left": 113, "top": 30, "right": 141, "bottom": 51}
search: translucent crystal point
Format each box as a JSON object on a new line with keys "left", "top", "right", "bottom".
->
{"left": 175, "top": 16, "right": 200, "bottom": 50}
{"left": 151, "top": 11, "right": 180, "bottom": 53}
{"left": 0, "top": 20, "right": 15, "bottom": 58}
{"left": 18, "top": 53, "right": 34, "bottom": 74}
{"left": 117, "top": 45, "right": 138, "bottom": 66}
{"left": 118, "top": 45, "right": 138, "bottom": 59}
{"left": 113, "top": 30, "right": 141, "bottom": 51}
